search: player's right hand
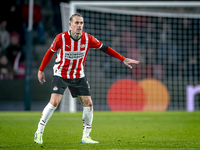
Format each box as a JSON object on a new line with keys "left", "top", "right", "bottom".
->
{"left": 38, "top": 70, "right": 46, "bottom": 85}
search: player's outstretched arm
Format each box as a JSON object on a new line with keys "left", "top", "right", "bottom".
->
{"left": 123, "top": 58, "right": 140, "bottom": 69}
{"left": 38, "top": 70, "right": 46, "bottom": 85}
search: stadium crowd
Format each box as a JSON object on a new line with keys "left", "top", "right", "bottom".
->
{"left": 95, "top": 13, "right": 200, "bottom": 80}
{"left": 0, "top": 0, "right": 46, "bottom": 79}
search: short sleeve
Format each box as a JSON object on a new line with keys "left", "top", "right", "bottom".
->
{"left": 89, "top": 34, "right": 103, "bottom": 49}
{"left": 50, "top": 34, "right": 62, "bottom": 52}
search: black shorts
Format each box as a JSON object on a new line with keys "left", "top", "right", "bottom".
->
{"left": 51, "top": 76, "right": 91, "bottom": 98}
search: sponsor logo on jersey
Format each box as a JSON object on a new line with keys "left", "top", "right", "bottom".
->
{"left": 65, "top": 51, "right": 85, "bottom": 59}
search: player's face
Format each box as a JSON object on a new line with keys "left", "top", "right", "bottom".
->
{"left": 70, "top": 16, "right": 84, "bottom": 34}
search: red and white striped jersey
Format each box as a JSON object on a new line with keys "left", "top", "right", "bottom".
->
{"left": 51, "top": 31, "right": 102, "bottom": 79}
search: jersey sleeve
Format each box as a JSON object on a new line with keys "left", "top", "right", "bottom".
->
{"left": 38, "top": 34, "right": 62, "bottom": 71}
{"left": 105, "top": 47, "right": 125, "bottom": 61}
{"left": 38, "top": 48, "right": 54, "bottom": 72}
{"left": 88, "top": 34, "right": 103, "bottom": 49}
{"left": 50, "top": 34, "right": 62, "bottom": 52}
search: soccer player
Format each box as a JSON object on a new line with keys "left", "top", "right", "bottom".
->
{"left": 34, "top": 13, "right": 139, "bottom": 144}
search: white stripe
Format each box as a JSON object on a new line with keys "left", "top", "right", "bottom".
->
{"left": 51, "top": 49, "right": 56, "bottom": 52}
{"left": 59, "top": 34, "right": 66, "bottom": 76}
{"left": 53, "top": 35, "right": 65, "bottom": 77}
{"left": 67, "top": 38, "right": 74, "bottom": 78}
{"left": 98, "top": 43, "right": 103, "bottom": 49}
{"left": 80, "top": 33, "right": 88, "bottom": 78}
{"left": 73, "top": 39, "right": 81, "bottom": 78}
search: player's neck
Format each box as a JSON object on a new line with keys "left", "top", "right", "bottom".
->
{"left": 70, "top": 31, "right": 82, "bottom": 40}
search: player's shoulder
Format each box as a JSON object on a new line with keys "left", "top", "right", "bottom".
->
{"left": 82, "top": 32, "right": 95, "bottom": 39}
{"left": 55, "top": 31, "right": 70, "bottom": 39}
{"left": 58, "top": 31, "right": 70, "bottom": 36}
{"left": 85, "top": 32, "right": 92, "bottom": 37}
{"left": 54, "top": 32, "right": 62, "bottom": 39}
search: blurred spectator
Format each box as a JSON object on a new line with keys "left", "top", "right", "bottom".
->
{"left": 188, "top": 35, "right": 199, "bottom": 80}
{"left": 178, "top": 18, "right": 193, "bottom": 78}
{"left": 0, "top": 54, "right": 15, "bottom": 80}
{"left": 146, "top": 22, "right": 157, "bottom": 50}
{"left": 5, "top": 32, "right": 25, "bottom": 79}
{"left": 51, "top": 0, "right": 68, "bottom": 34}
{"left": 188, "top": 55, "right": 198, "bottom": 80}
{"left": 13, "top": 50, "right": 25, "bottom": 79}
{"left": 0, "top": 1, "right": 11, "bottom": 21}
{"left": 0, "top": 20, "right": 10, "bottom": 53}
{"left": 121, "top": 27, "right": 136, "bottom": 49}
{"left": 21, "top": 3, "right": 45, "bottom": 44}
{"left": 6, "top": 32, "right": 25, "bottom": 65}
{"left": 121, "top": 27, "right": 144, "bottom": 79}
{"left": 103, "top": 20, "right": 119, "bottom": 46}
{"left": 158, "top": 23, "right": 172, "bottom": 62}
{"left": 144, "top": 48, "right": 156, "bottom": 78}
{"left": 7, "top": 3, "right": 23, "bottom": 34}
{"left": 101, "top": 19, "right": 121, "bottom": 78}
{"left": 154, "top": 64, "right": 165, "bottom": 80}
{"left": 109, "top": 36, "right": 128, "bottom": 79}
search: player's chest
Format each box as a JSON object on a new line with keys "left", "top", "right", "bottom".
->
{"left": 64, "top": 39, "right": 89, "bottom": 52}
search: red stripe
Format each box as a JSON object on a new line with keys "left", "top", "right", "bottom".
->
{"left": 71, "top": 40, "right": 78, "bottom": 78}
{"left": 74, "top": 41, "right": 78, "bottom": 51}
{"left": 69, "top": 59, "right": 77, "bottom": 79}
{"left": 61, "top": 59, "right": 70, "bottom": 78}
{"left": 76, "top": 58, "right": 83, "bottom": 78}
{"left": 57, "top": 34, "right": 65, "bottom": 70}
{"left": 75, "top": 34, "right": 86, "bottom": 78}
{"left": 61, "top": 33, "right": 71, "bottom": 78}
{"left": 82, "top": 48, "right": 89, "bottom": 68}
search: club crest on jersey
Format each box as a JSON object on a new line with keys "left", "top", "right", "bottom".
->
{"left": 80, "top": 44, "right": 85, "bottom": 48}
{"left": 53, "top": 86, "right": 58, "bottom": 91}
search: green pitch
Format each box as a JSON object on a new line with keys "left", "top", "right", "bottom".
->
{"left": 0, "top": 111, "right": 200, "bottom": 150}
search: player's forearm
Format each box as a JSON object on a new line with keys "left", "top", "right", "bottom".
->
{"left": 100, "top": 45, "right": 125, "bottom": 61}
{"left": 39, "top": 48, "right": 54, "bottom": 72}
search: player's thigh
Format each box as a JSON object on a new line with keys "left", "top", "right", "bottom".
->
{"left": 51, "top": 76, "right": 68, "bottom": 95}
{"left": 69, "top": 77, "right": 91, "bottom": 98}
{"left": 78, "top": 95, "right": 93, "bottom": 107}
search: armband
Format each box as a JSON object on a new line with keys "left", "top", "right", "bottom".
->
{"left": 99, "top": 45, "right": 108, "bottom": 53}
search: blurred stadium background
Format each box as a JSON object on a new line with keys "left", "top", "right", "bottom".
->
{"left": 0, "top": 0, "right": 200, "bottom": 112}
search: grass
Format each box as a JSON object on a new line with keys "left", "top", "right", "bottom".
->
{"left": 0, "top": 111, "right": 200, "bottom": 150}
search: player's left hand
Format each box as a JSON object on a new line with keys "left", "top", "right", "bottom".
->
{"left": 123, "top": 58, "right": 140, "bottom": 69}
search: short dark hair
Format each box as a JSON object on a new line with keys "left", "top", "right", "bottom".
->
{"left": 70, "top": 13, "right": 83, "bottom": 22}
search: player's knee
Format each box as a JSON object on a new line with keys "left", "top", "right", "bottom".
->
{"left": 82, "top": 97, "right": 93, "bottom": 107}
{"left": 50, "top": 98, "right": 60, "bottom": 107}
{"left": 50, "top": 100, "right": 59, "bottom": 107}
{"left": 88, "top": 100, "right": 93, "bottom": 107}
{"left": 50, "top": 94, "right": 62, "bottom": 107}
